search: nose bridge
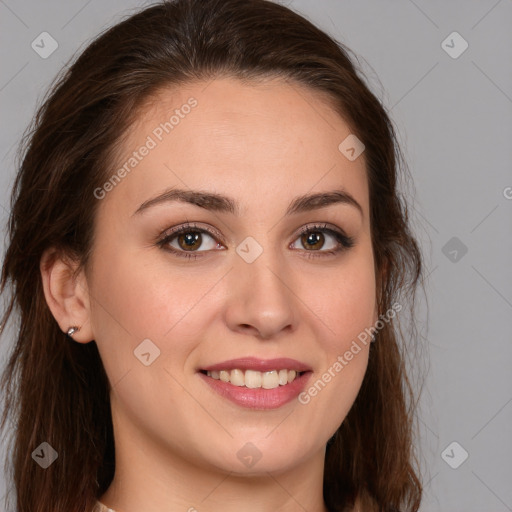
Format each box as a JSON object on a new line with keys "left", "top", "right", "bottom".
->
{"left": 224, "top": 236, "right": 298, "bottom": 338}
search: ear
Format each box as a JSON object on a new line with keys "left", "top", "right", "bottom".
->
{"left": 40, "top": 248, "right": 93, "bottom": 343}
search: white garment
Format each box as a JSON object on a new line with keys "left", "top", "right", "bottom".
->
{"left": 94, "top": 501, "right": 116, "bottom": 512}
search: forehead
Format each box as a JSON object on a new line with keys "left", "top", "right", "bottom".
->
{"left": 100, "top": 76, "right": 369, "bottom": 220}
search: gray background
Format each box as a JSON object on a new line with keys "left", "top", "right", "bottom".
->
{"left": 1, "top": 0, "right": 511, "bottom": 510}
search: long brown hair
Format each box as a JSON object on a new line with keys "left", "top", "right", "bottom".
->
{"left": 0, "top": 1, "right": 425, "bottom": 510}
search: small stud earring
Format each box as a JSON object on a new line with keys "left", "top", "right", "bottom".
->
{"left": 66, "top": 326, "right": 80, "bottom": 337}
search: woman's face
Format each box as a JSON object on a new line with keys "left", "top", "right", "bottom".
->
{"left": 86, "top": 77, "right": 377, "bottom": 475}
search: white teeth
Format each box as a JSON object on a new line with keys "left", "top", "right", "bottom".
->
{"left": 245, "top": 370, "right": 262, "bottom": 389}
{"left": 205, "top": 368, "right": 303, "bottom": 388}
{"left": 262, "top": 370, "right": 279, "bottom": 389}
{"left": 230, "top": 369, "right": 245, "bottom": 387}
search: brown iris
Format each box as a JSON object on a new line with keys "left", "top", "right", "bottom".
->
{"left": 301, "top": 231, "right": 324, "bottom": 250}
{"left": 177, "top": 232, "right": 202, "bottom": 251}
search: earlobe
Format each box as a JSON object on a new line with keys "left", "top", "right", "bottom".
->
{"left": 40, "top": 248, "right": 93, "bottom": 343}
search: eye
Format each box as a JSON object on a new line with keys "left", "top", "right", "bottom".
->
{"left": 290, "top": 223, "right": 355, "bottom": 258}
{"left": 156, "top": 223, "right": 224, "bottom": 260}
{"left": 156, "top": 222, "right": 355, "bottom": 261}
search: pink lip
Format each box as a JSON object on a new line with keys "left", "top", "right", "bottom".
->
{"left": 200, "top": 357, "right": 312, "bottom": 372}
{"left": 198, "top": 370, "right": 312, "bottom": 409}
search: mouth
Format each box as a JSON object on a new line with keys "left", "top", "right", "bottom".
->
{"left": 199, "top": 368, "right": 307, "bottom": 389}
{"left": 197, "top": 357, "right": 313, "bottom": 409}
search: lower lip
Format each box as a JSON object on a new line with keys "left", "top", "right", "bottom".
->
{"left": 198, "top": 371, "right": 312, "bottom": 409}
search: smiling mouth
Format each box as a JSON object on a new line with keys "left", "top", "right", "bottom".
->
{"left": 199, "top": 369, "right": 307, "bottom": 389}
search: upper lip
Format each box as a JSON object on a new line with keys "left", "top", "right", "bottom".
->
{"left": 200, "top": 357, "right": 312, "bottom": 373}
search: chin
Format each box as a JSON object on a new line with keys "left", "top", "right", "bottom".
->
{"left": 204, "top": 439, "right": 317, "bottom": 476}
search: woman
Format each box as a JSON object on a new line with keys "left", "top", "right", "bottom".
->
{"left": 0, "top": 0, "right": 425, "bottom": 511}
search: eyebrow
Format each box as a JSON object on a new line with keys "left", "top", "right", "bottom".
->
{"left": 132, "top": 187, "right": 363, "bottom": 218}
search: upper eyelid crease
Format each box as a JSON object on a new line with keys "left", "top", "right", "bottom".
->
{"left": 133, "top": 188, "right": 363, "bottom": 219}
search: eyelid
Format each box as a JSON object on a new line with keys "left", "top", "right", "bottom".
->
{"left": 159, "top": 221, "right": 349, "bottom": 241}
{"left": 292, "top": 222, "right": 355, "bottom": 253}
{"left": 158, "top": 222, "right": 225, "bottom": 245}
{"left": 156, "top": 221, "right": 355, "bottom": 258}
{"left": 294, "top": 222, "right": 348, "bottom": 239}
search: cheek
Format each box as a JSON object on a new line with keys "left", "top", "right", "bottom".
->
{"left": 87, "top": 245, "right": 228, "bottom": 379}
{"left": 299, "top": 268, "right": 373, "bottom": 434}
{"left": 89, "top": 246, "right": 209, "bottom": 336}
{"left": 307, "top": 258, "right": 376, "bottom": 353}
{"left": 298, "top": 252, "right": 375, "bottom": 416}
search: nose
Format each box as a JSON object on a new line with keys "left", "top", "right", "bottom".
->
{"left": 224, "top": 247, "right": 298, "bottom": 340}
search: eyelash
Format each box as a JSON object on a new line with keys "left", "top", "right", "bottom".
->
{"left": 156, "top": 222, "right": 355, "bottom": 260}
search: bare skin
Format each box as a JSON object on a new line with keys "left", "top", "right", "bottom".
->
{"left": 41, "top": 77, "right": 377, "bottom": 512}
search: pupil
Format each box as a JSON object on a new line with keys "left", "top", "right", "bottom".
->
{"left": 180, "top": 232, "right": 200, "bottom": 249}
{"left": 303, "top": 232, "right": 323, "bottom": 250}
